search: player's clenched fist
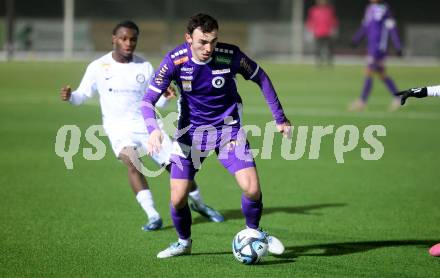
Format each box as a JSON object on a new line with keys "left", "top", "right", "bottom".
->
{"left": 396, "top": 87, "right": 428, "bottom": 105}
{"left": 60, "top": 85, "right": 72, "bottom": 101}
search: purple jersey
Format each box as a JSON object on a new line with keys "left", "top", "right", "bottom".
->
{"left": 352, "top": 2, "right": 402, "bottom": 58}
{"left": 141, "top": 42, "right": 287, "bottom": 140}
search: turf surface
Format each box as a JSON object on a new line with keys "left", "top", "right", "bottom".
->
{"left": 1, "top": 61, "right": 439, "bottom": 277}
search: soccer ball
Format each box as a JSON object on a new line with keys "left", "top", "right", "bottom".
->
{"left": 232, "top": 228, "right": 268, "bottom": 265}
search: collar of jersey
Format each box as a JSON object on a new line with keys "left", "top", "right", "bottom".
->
{"left": 191, "top": 57, "right": 212, "bottom": 65}
{"left": 109, "top": 51, "right": 134, "bottom": 64}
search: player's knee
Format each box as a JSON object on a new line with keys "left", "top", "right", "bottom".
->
{"left": 245, "top": 186, "right": 261, "bottom": 200}
{"left": 118, "top": 147, "right": 138, "bottom": 168}
{"left": 170, "top": 181, "right": 191, "bottom": 208}
{"left": 171, "top": 195, "right": 188, "bottom": 208}
{"left": 241, "top": 179, "right": 261, "bottom": 199}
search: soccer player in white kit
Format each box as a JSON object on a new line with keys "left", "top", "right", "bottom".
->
{"left": 60, "top": 20, "right": 224, "bottom": 231}
{"left": 397, "top": 84, "right": 440, "bottom": 257}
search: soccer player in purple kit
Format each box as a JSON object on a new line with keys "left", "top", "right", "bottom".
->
{"left": 349, "top": 0, "right": 403, "bottom": 112}
{"left": 60, "top": 20, "right": 224, "bottom": 232}
{"left": 141, "top": 13, "right": 292, "bottom": 258}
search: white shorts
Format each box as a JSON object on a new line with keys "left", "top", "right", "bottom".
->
{"left": 106, "top": 126, "right": 173, "bottom": 166}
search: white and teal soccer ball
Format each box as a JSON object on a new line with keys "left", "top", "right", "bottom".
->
{"left": 232, "top": 228, "right": 268, "bottom": 265}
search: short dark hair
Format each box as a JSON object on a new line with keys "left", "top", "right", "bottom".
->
{"left": 112, "top": 20, "right": 139, "bottom": 35}
{"left": 186, "top": 13, "right": 219, "bottom": 35}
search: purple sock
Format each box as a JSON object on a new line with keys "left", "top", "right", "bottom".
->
{"left": 383, "top": 77, "right": 398, "bottom": 97}
{"left": 241, "top": 194, "right": 263, "bottom": 229}
{"left": 360, "top": 77, "right": 373, "bottom": 102}
{"left": 170, "top": 203, "right": 192, "bottom": 240}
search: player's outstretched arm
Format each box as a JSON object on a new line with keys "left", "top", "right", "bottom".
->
{"left": 396, "top": 87, "right": 428, "bottom": 105}
{"left": 60, "top": 85, "right": 72, "bottom": 101}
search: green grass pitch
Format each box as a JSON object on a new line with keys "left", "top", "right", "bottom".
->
{"left": 0, "top": 61, "right": 439, "bottom": 277}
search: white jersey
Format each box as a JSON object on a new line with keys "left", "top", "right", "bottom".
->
{"left": 70, "top": 52, "right": 165, "bottom": 133}
{"left": 69, "top": 52, "right": 172, "bottom": 163}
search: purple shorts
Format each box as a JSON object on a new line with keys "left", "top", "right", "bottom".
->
{"left": 170, "top": 140, "right": 256, "bottom": 180}
{"left": 367, "top": 53, "right": 386, "bottom": 72}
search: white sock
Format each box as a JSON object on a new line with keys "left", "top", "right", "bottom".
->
{"left": 136, "top": 190, "right": 160, "bottom": 220}
{"left": 188, "top": 187, "right": 205, "bottom": 208}
{"left": 178, "top": 238, "right": 191, "bottom": 246}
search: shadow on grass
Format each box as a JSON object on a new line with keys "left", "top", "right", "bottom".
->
{"left": 192, "top": 203, "right": 346, "bottom": 224}
{"left": 191, "top": 251, "right": 296, "bottom": 265}
{"left": 277, "top": 240, "right": 440, "bottom": 258}
{"left": 159, "top": 225, "right": 176, "bottom": 231}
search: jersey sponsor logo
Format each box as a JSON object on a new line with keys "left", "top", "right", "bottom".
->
{"left": 215, "top": 55, "right": 232, "bottom": 65}
{"left": 240, "top": 58, "right": 254, "bottom": 76}
{"left": 212, "top": 68, "right": 231, "bottom": 75}
{"left": 180, "top": 75, "right": 193, "bottom": 81}
{"left": 173, "top": 56, "right": 189, "bottom": 65}
{"left": 109, "top": 88, "right": 142, "bottom": 94}
{"left": 212, "top": 76, "right": 225, "bottom": 88}
{"left": 154, "top": 64, "right": 169, "bottom": 86}
{"left": 182, "top": 80, "right": 192, "bottom": 92}
{"left": 181, "top": 67, "right": 193, "bottom": 73}
{"left": 136, "top": 74, "right": 146, "bottom": 84}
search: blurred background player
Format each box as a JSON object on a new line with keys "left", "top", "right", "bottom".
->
{"left": 142, "top": 13, "right": 291, "bottom": 258}
{"left": 306, "top": 0, "right": 339, "bottom": 67}
{"left": 60, "top": 20, "right": 224, "bottom": 232}
{"left": 397, "top": 84, "right": 440, "bottom": 257}
{"left": 349, "top": 0, "right": 403, "bottom": 112}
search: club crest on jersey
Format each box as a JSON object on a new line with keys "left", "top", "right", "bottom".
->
{"left": 212, "top": 76, "right": 225, "bottom": 88}
{"left": 182, "top": 80, "right": 192, "bottom": 92}
{"left": 136, "top": 74, "right": 146, "bottom": 84}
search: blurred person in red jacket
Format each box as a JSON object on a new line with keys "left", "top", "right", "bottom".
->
{"left": 306, "top": 0, "right": 339, "bottom": 66}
